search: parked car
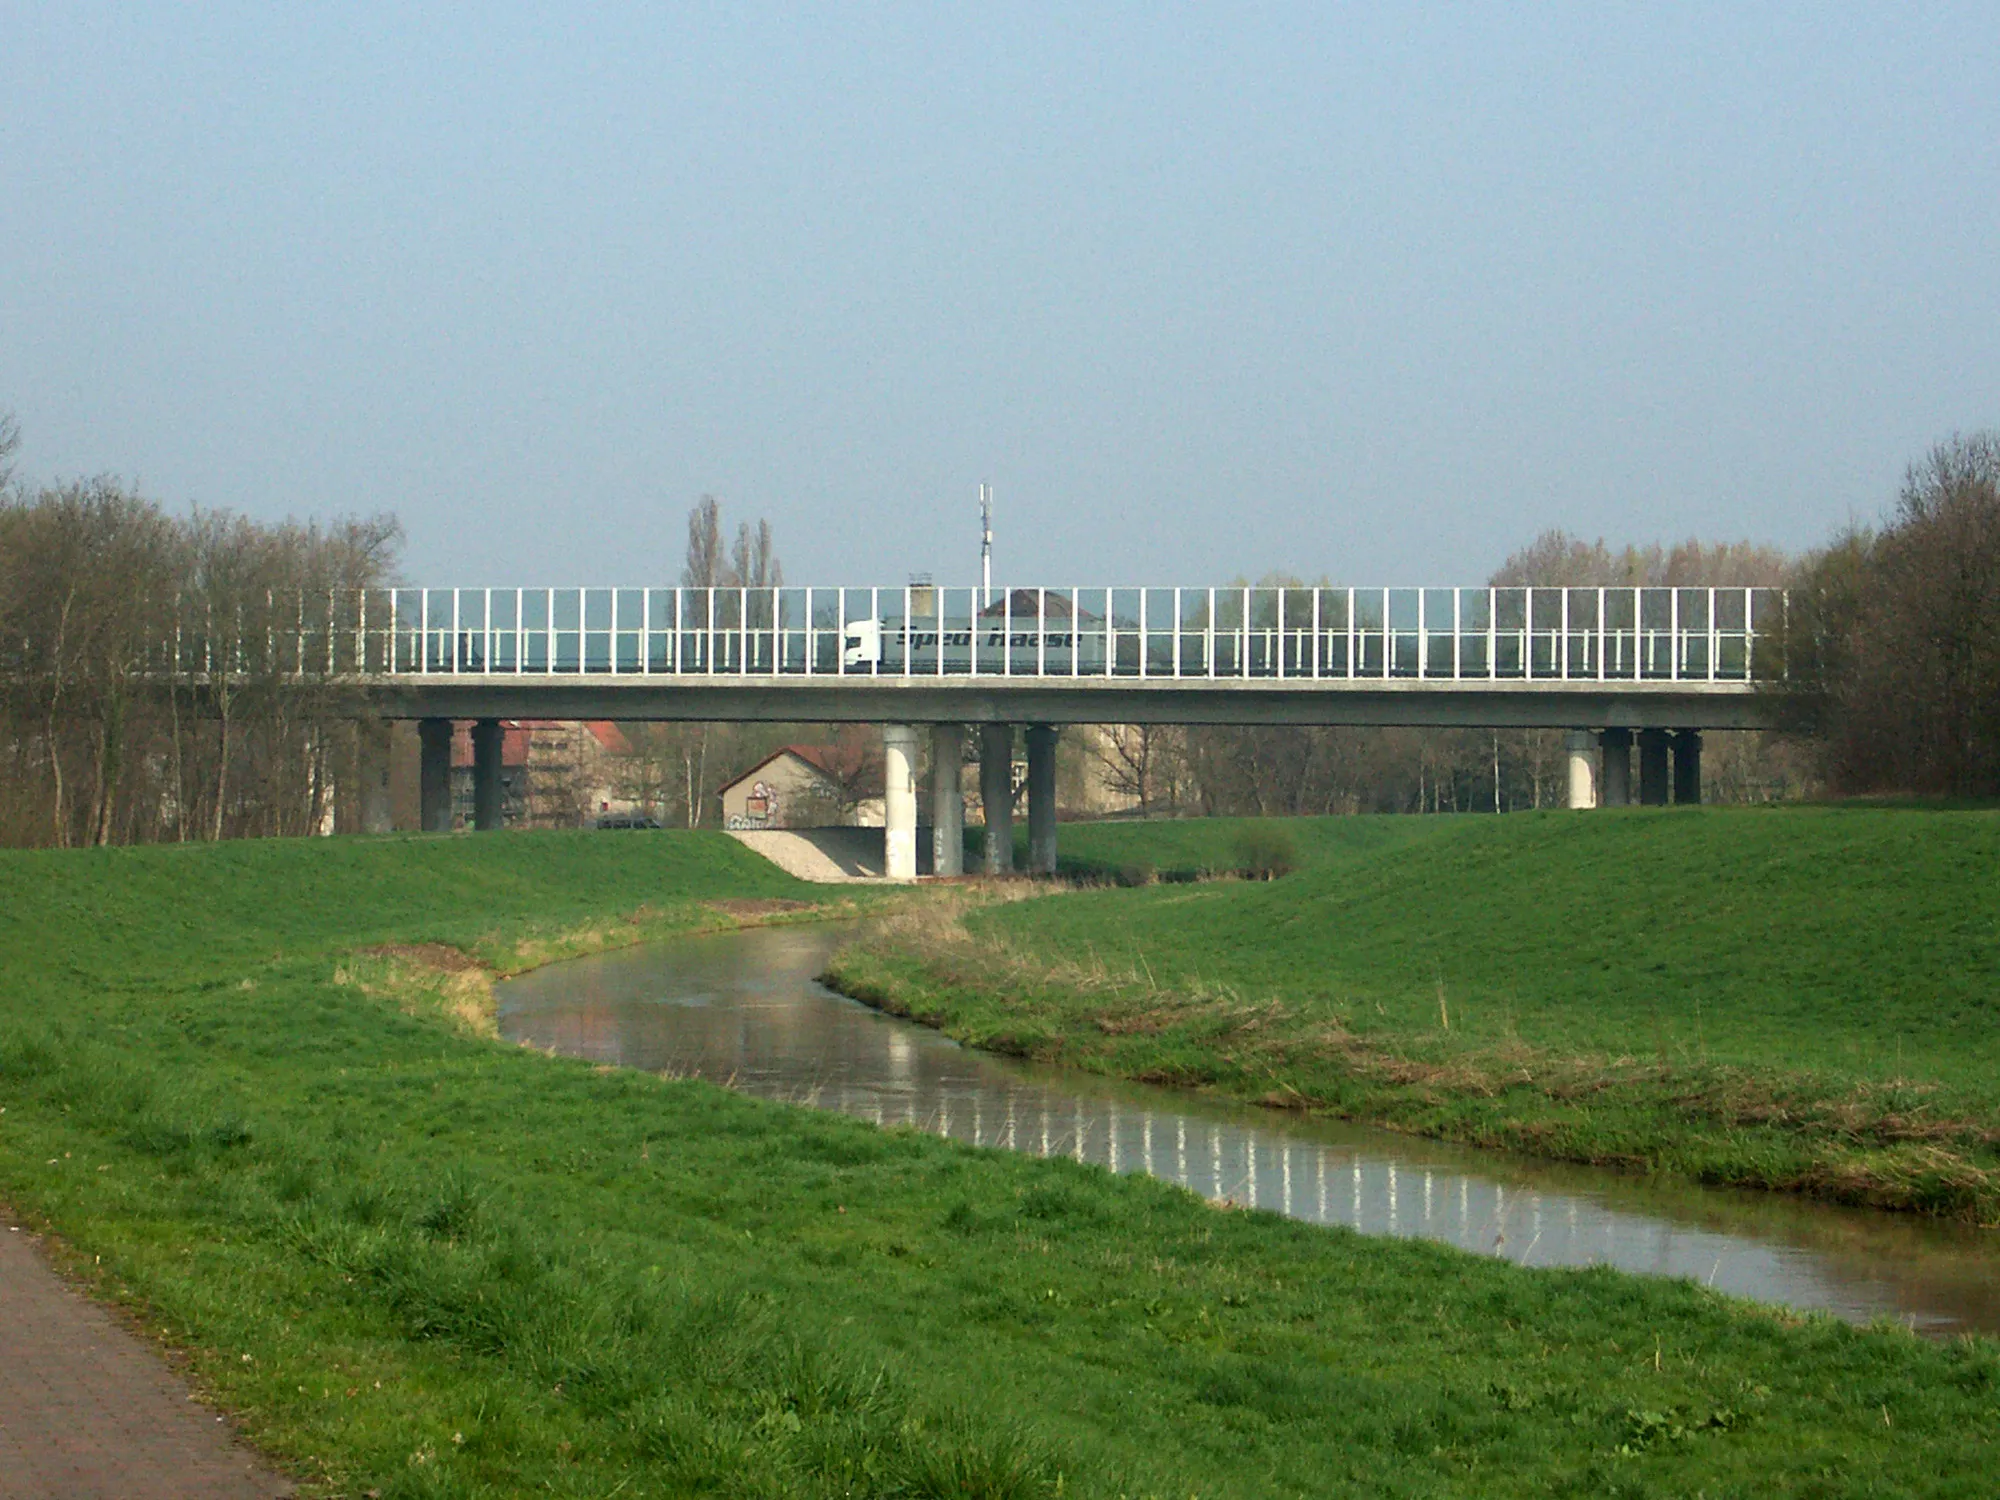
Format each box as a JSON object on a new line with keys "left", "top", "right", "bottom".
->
{"left": 594, "top": 814, "right": 662, "bottom": 830}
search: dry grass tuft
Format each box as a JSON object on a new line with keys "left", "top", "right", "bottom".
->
{"left": 827, "top": 899, "right": 2000, "bottom": 1219}
{"left": 360, "top": 941, "right": 484, "bottom": 973}
{"left": 703, "top": 898, "right": 818, "bottom": 918}
{"left": 337, "top": 947, "right": 498, "bottom": 1037}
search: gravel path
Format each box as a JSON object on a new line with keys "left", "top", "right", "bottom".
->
{"left": 0, "top": 1215, "right": 292, "bottom": 1500}
{"left": 729, "top": 827, "right": 896, "bottom": 881}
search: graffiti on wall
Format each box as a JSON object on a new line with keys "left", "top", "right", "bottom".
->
{"left": 725, "top": 779, "right": 781, "bottom": 832}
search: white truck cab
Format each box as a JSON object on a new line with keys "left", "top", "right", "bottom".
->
{"left": 841, "top": 619, "right": 882, "bottom": 668}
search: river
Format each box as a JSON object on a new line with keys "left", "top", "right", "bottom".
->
{"left": 496, "top": 921, "right": 2000, "bottom": 1337}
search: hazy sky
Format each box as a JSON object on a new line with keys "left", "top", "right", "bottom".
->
{"left": 4, "top": 5, "right": 1995, "bottom": 586}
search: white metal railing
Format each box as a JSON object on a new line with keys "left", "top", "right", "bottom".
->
{"left": 139, "top": 585, "right": 1787, "bottom": 685}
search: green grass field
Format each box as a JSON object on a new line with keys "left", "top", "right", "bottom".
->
{"left": 3, "top": 828, "right": 1999, "bottom": 1496}
{"left": 835, "top": 806, "right": 2000, "bottom": 1220}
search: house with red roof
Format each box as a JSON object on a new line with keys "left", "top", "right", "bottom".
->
{"left": 449, "top": 720, "right": 638, "bottom": 828}
{"left": 718, "top": 743, "right": 885, "bottom": 830}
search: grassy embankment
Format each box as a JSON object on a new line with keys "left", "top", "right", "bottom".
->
{"left": 3, "top": 830, "right": 1999, "bottom": 1497}
{"left": 833, "top": 806, "right": 2000, "bottom": 1222}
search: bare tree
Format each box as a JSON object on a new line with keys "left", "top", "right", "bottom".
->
{"left": 729, "top": 518, "right": 782, "bottom": 589}
{"left": 0, "top": 478, "right": 182, "bottom": 844}
{"left": 1781, "top": 432, "right": 2000, "bottom": 796}
{"left": 675, "top": 496, "right": 788, "bottom": 824}
{"left": 1091, "top": 724, "right": 1188, "bottom": 815}
{"left": 1492, "top": 530, "right": 1790, "bottom": 589}
{"left": 0, "top": 462, "right": 401, "bottom": 846}
{"left": 683, "top": 495, "right": 725, "bottom": 589}
{"left": 677, "top": 499, "right": 728, "bottom": 823}
{"left": 0, "top": 410, "right": 19, "bottom": 494}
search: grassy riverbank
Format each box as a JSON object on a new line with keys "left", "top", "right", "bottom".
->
{"left": 3, "top": 832, "right": 1998, "bottom": 1496}
{"left": 833, "top": 806, "right": 2000, "bottom": 1222}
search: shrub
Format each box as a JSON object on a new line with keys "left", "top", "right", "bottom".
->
{"left": 1231, "top": 823, "right": 1298, "bottom": 880}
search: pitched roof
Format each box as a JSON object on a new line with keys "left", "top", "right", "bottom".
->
{"left": 976, "top": 588, "right": 1100, "bottom": 622}
{"left": 717, "top": 744, "right": 842, "bottom": 795}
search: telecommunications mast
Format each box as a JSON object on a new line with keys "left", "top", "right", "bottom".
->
{"left": 979, "top": 482, "right": 993, "bottom": 602}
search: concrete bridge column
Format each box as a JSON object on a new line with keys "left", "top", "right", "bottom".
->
{"left": 357, "top": 719, "right": 394, "bottom": 833}
{"left": 1564, "top": 730, "right": 1597, "bottom": 810}
{"left": 1026, "top": 724, "right": 1059, "bottom": 875}
{"left": 979, "top": 724, "right": 1014, "bottom": 874}
{"left": 882, "top": 724, "right": 920, "bottom": 881}
{"left": 1638, "top": 729, "right": 1672, "bottom": 806}
{"left": 472, "top": 719, "right": 505, "bottom": 831}
{"left": 1599, "top": 728, "right": 1632, "bottom": 807}
{"left": 930, "top": 724, "right": 965, "bottom": 876}
{"left": 418, "top": 718, "right": 454, "bottom": 832}
{"left": 1672, "top": 730, "right": 1703, "bottom": 805}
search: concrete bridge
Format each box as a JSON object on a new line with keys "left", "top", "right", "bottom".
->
{"left": 162, "top": 583, "right": 1787, "bottom": 877}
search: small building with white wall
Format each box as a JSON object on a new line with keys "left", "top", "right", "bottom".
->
{"left": 719, "top": 745, "right": 883, "bottom": 830}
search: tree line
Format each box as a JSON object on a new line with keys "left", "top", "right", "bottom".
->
{"left": 4, "top": 417, "right": 1994, "bottom": 846}
{"left": 0, "top": 464, "right": 816, "bottom": 845}
{"left": 1092, "top": 432, "right": 2000, "bottom": 816}
{"left": 1778, "top": 432, "right": 2000, "bottom": 798}
{"left": 0, "top": 418, "right": 400, "bottom": 846}
{"left": 1089, "top": 536, "right": 1805, "bottom": 818}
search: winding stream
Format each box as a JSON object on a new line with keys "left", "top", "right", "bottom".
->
{"left": 496, "top": 921, "right": 2000, "bottom": 1337}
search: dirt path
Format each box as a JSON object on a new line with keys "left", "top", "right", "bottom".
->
{"left": 0, "top": 1214, "right": 291, "bottom": 1500}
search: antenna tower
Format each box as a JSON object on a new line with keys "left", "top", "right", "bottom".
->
{"left": 979, "top": 482, "right": 993, "bottom": 601}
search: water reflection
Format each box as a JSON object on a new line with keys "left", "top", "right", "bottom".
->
{"left": 497, "top": 923, "right": 2000, "bottom": 1337}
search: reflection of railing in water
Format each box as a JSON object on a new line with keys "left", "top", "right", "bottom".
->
{"left": 494, "top": 931, "right": 1998, "bottom": 1335}
{"left": 588, "top": 1049, "right": 1962, "bottom": 1327}
{"left": 815, "top": 1081, "right": 1771, "bottom": 1277}
{"left": 135, "top": 583, "right": 1787, "bottom": 685}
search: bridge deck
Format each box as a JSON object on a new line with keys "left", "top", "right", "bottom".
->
{"left": 136, "top": 584, "right": 1788, "bottom": 728}
{"left": 353, "top": 673, "right": 1773, "bottom": 730}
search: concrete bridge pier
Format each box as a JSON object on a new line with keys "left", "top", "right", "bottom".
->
{"left": 1026, "top": 724, "right": 1059, "bottom": 874}
{"left": 1638, "top": 729, "right": 1672, "bottom": 806}
{"left": 418, "top": 718, "right": 454, "bottom": 832}
{"left": 1599, "top": 728, "right": 1632, "bottom": 807}
{"left": 357, "top": 719, "right": 394, "bottom": 833}
{"left": 882, "top": 724, "right": 921, "bottom": 880}
{"left": 472, "top": 719, "right": 505, "bottom": 831}
{"left": 979, "top": 724, "right": 1014, "bottom": 874}
{"left": 1672, "top": 729, "right": 1703, "bottom": 805}
{"left": 931, "top": 724, "right": 965, "bottom": 876}
{"left": 1564, "top": 730, "right": 1597, "bottom": 810}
